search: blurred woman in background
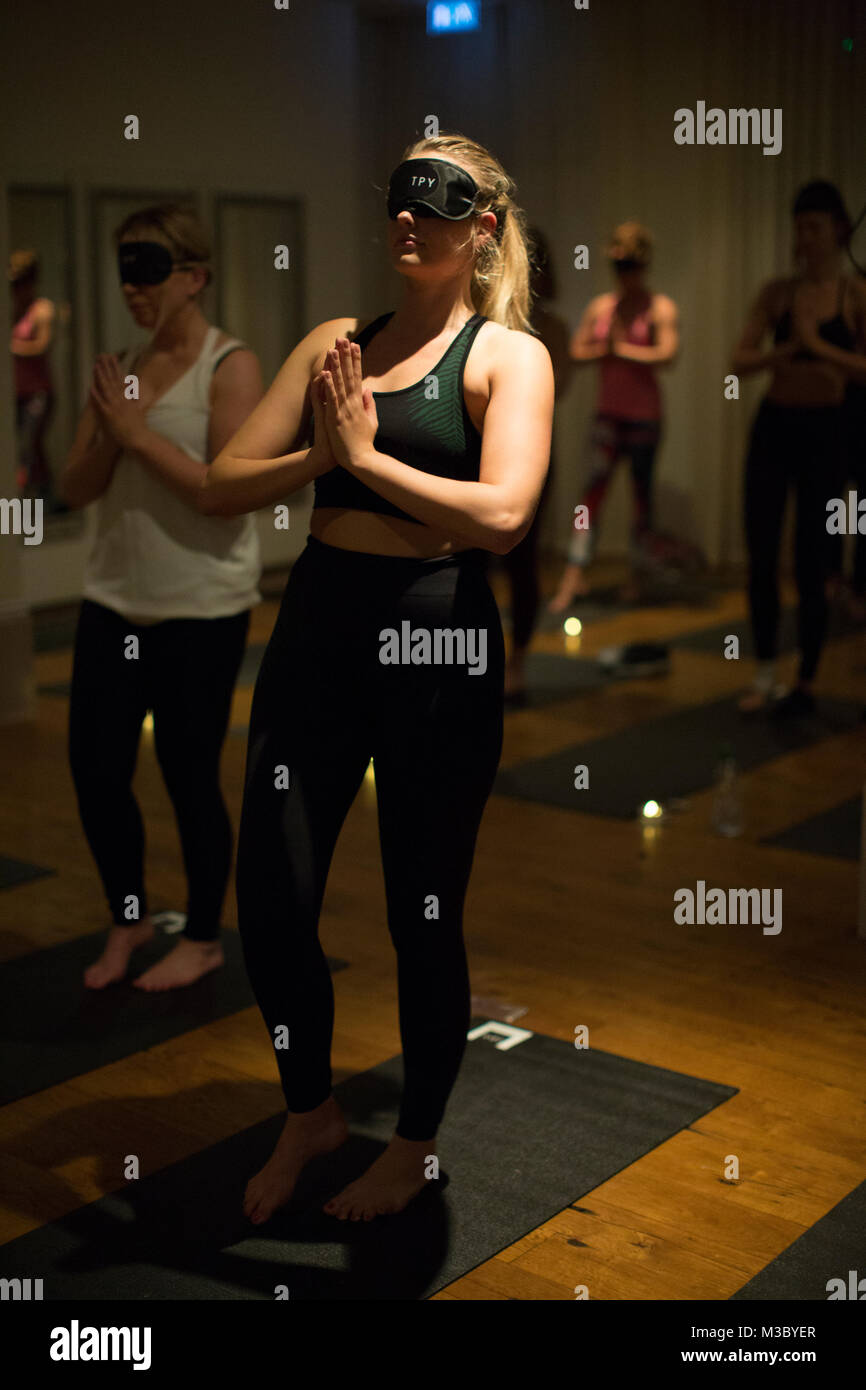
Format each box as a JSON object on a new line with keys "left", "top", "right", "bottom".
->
{"left": 731, "top": 180, "right": 866, "bottom": 715}
{"left": 550, "top": 221, "right": 679, "bottom": 611}
{"left": 9, "top": 249, "right": 57, "bottom": 503}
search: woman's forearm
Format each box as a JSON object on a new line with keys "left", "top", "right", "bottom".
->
{"left": 201, "top": 444, "right": 328, "bottom": 517}
{"left": 10, "top": 340, "right": 50, "bottom": 357}
{"left": 730, "top": 346, "right": 791, "bottom": 376}
{"left": 127, "top": 427, "right": 212, "bottom": 511}
{"left": 570, "top": 342, "right": 608, "bottom": 363}
{"left": 349, "top": 449, "right": 529, "bottom": 553}
{"left": 809, "top": 339, "right": 866, "bottom": 383}
{"left": 59, "top": 429, "right": 121, "bottom": 509}
{"left": 130, "top": 427, "right": 325, "bottom": 516}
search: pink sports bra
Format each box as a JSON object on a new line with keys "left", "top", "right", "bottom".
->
{"left": 591, "top": 296, "right": 661, "bottom": 421}
{"left": 12, "top": 301, "right": 53, "bottom": 397}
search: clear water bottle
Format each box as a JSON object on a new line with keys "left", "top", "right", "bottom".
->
{"left": 712, "top": 745, "right": 743, "bottom": 837}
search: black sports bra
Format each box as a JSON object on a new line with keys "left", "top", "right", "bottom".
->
{"left": 773, "top": 277, "right": 855, "bottom": 357}
{"left": 312, "top": 311, "right": 487, "bottom": 523}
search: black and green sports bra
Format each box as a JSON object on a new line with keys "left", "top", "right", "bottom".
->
{"left": 312, "top": 310, "right": 487, "bottom": 523}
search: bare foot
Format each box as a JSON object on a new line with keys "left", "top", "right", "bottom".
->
{"left": 738, "top": 687, "right": 775, "bottom": 713}
{"left": 548, "top": 565, "right": 589, "bottom": 613}
{"left": 84, "top": 918, "right": 155, "bottom": 989}
{"left": 244, "top": 1096, "right": 349, "bottom": 1225}
{"left": 133, "top": 938, "right": 224, "bottom": 991}
{"left": 323, "top": 1134, "right": 436, "bottom": 1222}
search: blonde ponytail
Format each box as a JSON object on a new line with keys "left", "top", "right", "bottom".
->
{"left": 401, "top": 132, "right": 534, "bottom": 333}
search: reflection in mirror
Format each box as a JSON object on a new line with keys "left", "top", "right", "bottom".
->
{"left": 215, "top": 196, "right": 304, "bottom": 388}
{"left": 7, "top": 187, "right": 78, "bottom": 529}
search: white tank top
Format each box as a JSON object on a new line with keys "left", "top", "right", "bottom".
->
{"left": 82, "top": 325, "right": 262, "bottom": 623}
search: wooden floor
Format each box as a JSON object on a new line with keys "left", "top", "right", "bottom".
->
{"left": 1, "top": 557, "right": 865, "bottom": 1300}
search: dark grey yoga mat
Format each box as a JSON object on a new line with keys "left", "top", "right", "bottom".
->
{"left": 0, "top": 855, "right": 54, "bottom": 891}
{"left": 761, "top": 796, "right": 861, "bottom": 862}
{"left": 0, "top": 1021, "right": 737, "bottom": 1300}
{"left": 0, "top": 930, "right": 348, "bottom": 1106}
{"left": 671, "top": 604, "right": 863, "bottom": 656}
{"left": 731, "top": 1180, "right": 866, "bottom": 1300}
{"left": 494, "top": 694, "right": 864, "bottom": 818}
{"left": 507, "top": 652, "right": 612, "bottom": 707}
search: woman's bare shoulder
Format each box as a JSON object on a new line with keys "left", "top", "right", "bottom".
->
{"left": 301, "top": 317, "right": 369, "bottom": 375}
{"left": 588, "top": 290, "right": 615, "bottom": 313}
{"left": 313, "top": 316, "right": 370, "bottom": 344}
{"left": 477, "top": 318, "right": 553, "bottom": 376}
{"left": 650, "top": 292, "right": 678, "bottom": 315}
{"left": 759, "top": 277, "right": 792, "bottom": 311}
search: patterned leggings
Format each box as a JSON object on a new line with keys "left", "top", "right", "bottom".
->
{"left": 568, "top": 413, "right": 661, "bottom": 566}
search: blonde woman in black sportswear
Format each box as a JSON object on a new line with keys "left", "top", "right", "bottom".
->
{"left": 204, "top": 133, "right": 553, "bottom": 1224}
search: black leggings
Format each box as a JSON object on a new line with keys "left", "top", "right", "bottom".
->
{"left": 744, "top": 398, "right": 846, "bottom": 683}
{"left": 15, "top": 390, "right": 54, "bottom": 494}
{"left": 68, "top": 598, "right": 250, "bottom": 941}
{"left": 828, "top": 389, "right": 866, "bottom": 594}
{"left": 235, "top": 535, "right": 505, "bottom": 1141}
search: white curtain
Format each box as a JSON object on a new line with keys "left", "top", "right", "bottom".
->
{"left": 505, "top": 0, "right": 866, "bottom": 564}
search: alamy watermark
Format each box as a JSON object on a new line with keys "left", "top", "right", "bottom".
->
{"left": 49, "top": 1321, "right": 151, "bottom": 1370}
{"left": 0, "top": 497, "right": 43, "bottom": 545}
{"left": 674, "top": 880, "right": 782, "bottom": 935}
{"left": 379, "top": 622, "right": 487, "bottom": 675}
{"left": 826, "top": 492, "right": 866, "bottom": 534}
{"left": 674, "top": 103, "right": 782, "bottom": 156}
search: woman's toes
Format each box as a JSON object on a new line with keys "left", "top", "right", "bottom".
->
{"left": 325, "top": 1192, "right": 350, "bottom": 1220}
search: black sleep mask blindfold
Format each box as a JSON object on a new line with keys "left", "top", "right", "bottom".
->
{"left": 386, "top": 158, "right": 480, "bottom": 221}
{"left": 118, "top": 241, "right": 194, "bottom": 285}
